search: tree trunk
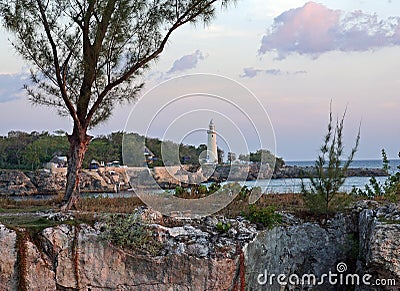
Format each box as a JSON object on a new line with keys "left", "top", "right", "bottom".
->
{"left": 61, "top": 127, "right": 92, "bottom": 211}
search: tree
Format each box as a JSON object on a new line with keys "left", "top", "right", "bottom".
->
{"left": 0, "top": 0, "right": 234, "bottom": 210}
{"left": 227, "top": 151, "right": 236, "bottom": 164}
{"left": 301, "top": 105, "right": 360, "bottom": 214}
{"left": 217, "top": 147, "right": 224, "bottom": 164}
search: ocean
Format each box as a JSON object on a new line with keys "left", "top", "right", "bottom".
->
{"left": 285, "top": 159, "right": 400, "bottom": 173}
{"left": 262, "top": 159, "right": 400, "bottom": 194}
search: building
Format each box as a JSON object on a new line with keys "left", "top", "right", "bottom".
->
{"left": 144, "top": 146, "right": 156, "bottom": 164}
{"left": 45, "top": 155, "right": 68, "bottom": 173}
{"left": 206, "top": 119, "right": 218, "bottom": 164}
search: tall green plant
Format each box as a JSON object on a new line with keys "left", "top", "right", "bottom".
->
{"left": 301, "top": 105, "right": 360, "bottom": 214}
{"left": 353, "top": 149, "right": 400, "bottom": 200}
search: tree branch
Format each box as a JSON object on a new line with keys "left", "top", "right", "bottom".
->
{"left": 85, "top": 0, "right": 218, "bottom": 128}
{"left": 36, "top": 0, "right": 80, "bottom": 128}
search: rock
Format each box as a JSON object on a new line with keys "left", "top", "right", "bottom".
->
{"left": 0, "top": 170, "right": 37, "bottom": 196}
{"left": 245, "top": 213, "right": 359, "bottom": 290}
{"left": 25, "top": 240, "right": 56, "bottom": 290}
{"left": 136, "top": 206, "right": 164, "bottom": 224}
{"left": 0, "top": 203, "right": 399, "bottom": 290}
{"left": 357, "top": 204, "right": 400, "bottom": 291}
{"left": 30, "top": 169, "right": 66, "bottom": 194}
{"left": 41, "top": 225, "right": 79, "bottom": 289}
{"left": 0, "top": 224, "right": 18, "bottom": 290}
{"left": 46, "top": 212, "right": 74, "bottom": 222}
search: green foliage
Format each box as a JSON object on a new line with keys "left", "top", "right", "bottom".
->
{"left": 101, "top": 212, "right": 161, "bottom": 255}
{"left": 84, "top": 132, "right": 123, "bottom": 166}
{"left": 238, "top": 149, "right": 284, "bottom": 170}
{"left": 174, "top": 182, "right": 221, "bottom": 198}
{"left": 301, "top": 105, "right": 360, "bottom": 214}
{"left": 0, "top": 131, "right": 68, "bottom": 170}
{"left": 0, "top": 130, "right": 220, "bottom": 169}
{"left": 353, "top": 150, "right": 400, "bottom": 201}
{"left": 216, "top": 221, "right": 231, "bottom": 232}
{"left": 242, "top": 205, "right": 282, "bottom": 229}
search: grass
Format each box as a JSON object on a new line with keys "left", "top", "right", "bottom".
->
{"left": 0, "top": 187, "right": 395, "bottom": 230}
{"left": 78, "top": 196, "right": 145, "bottom": 213}
{"left": 1, "top": 215, "right": 59, "bottom": 231}
{"left": 0, "top": 194, "right": 63, "bottom": 213}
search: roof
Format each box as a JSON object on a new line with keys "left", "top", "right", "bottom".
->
{"left": 50, "top": 156, "right": 67, "bottom": 163}
{"left": 144, "top": 146, "right": 155, "bottom": 157}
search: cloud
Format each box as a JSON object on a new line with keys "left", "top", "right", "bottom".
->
{"left": 259, "top": 2, "right": 400, "bottom": 59}
{"left": 167, "top": 50, "right": 205, "bottom": 74}
{"left": 240, "top": 67, "right": 307, "bottom": 78}
{"left": 240, "top": 67, "right": 264, "bottom": 78}
{"left": 0, "top": 74, "right": 27, "bottom": 103}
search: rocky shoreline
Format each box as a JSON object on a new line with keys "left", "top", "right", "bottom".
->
{"left": 0, "top": 168, "right": 131, "bottom": 196}
{"left": 0, "top": 201, "right": 399, "bottom": 290}
{"left": 0, "top": 165, "right": 388, "bottom": 196}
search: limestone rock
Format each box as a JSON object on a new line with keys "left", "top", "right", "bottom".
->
{"left": 0, "top": 224, "right": 17, "bottom": 290}
{"left": 0, "top": 170, "right": 37, "bottom": 196}
{"left": 0, "top": 203, "right": 399, "bottom": 290}
{"left": 357, "top": 204, "right": 400, "bottom": 290}
{"left": 245, "top": 213, "right": 359, "bottom": 290}
{"left": 29, "top": 169, "right": 66, "bottom": 194}
{"left": 25, "top": 240, "right": 56, "bottom": 290}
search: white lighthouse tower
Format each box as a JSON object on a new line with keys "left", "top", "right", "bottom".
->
{"left": 207, "top": 119, "right": 218, "bottom": 164}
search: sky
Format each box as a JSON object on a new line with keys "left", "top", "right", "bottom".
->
{"left": 1, "top": 0, "right": 400, "bottom": 161}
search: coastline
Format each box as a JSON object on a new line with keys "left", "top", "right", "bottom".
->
{"left": 0, "top": 163, "right": 389, "bottom": 197}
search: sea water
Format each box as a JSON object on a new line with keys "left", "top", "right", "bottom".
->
{"left": 264, "top": 159, "right": 400, "bottom": 193}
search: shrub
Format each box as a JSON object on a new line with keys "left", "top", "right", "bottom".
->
{"left": 216, "top": 221, "right": 231, "bottom": 232}
{"left": 301, "top": 104, "right": 360, "bottom": 214}
{"left": 242, "top": 205, "right": 282, "bottom": 229}
{"left": 353, "top": 150, "right": 400, "bottom": 201}
{"left": 101, "top": 212, "right": 161, "bottom": 255}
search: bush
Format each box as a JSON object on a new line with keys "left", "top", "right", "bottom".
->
{"left": 353, "top": 150, "right": 400, "bottom": 201}
{"left": 101, "top": 212, "right": 161, "bottom": 255}
{"left": 216, "top": 221, "right": 231, "bottom": 232}
{"left": 242, "top": 205, "right": 282, "bottom": 229}
{"left": 174, "top": 183, "right": 221, "bottom": 199}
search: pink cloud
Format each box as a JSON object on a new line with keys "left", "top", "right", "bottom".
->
{"left": 259, "top": 2, "right": 400, "bottom": 58}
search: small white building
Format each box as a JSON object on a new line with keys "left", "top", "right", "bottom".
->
{"left": 45, "top": 155, "right": 68, "bottom": 173}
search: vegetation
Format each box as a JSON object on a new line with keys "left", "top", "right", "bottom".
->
{"left": 353, "top": 149, "right": 400, "bottom": 201}
{"left": 216, "top": 220, "right": 231, "bottom": 232}
{"left": 241, "top": 204, "right": 282, "bottom": 229}
{"left": 174, "top": 183, "right": 220, "bottom": 198}
{"left": 238, "top": 149, "right": 285, "bottom": 170}
{"left": 101, "top": 212, "right": 162, "bottom": 255}
{"left": 301, "top": 105, "right": 360, "bottom": 214}
{"left": 0, "top": 130, "right": 245, "bottom": 170}
{"left": 0, "top": 131, "right": 68, "bottom": 170}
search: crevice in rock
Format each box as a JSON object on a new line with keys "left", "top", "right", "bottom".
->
{"left": 56, "top": 283, "right": 79, "bottom": 291}
{"left": 15, "top": 230, "right": 28, "bottom": 291}
{"left": 72, "top": 225, "right": 80, "bottom": 289}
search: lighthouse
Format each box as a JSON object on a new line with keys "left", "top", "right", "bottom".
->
{"left": 207, "top": 119, "right": 218, "bottom": 164}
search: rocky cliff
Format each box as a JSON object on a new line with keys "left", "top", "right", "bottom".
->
{"left": 0, "top": 202, "right": 399, "bottom": 290}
